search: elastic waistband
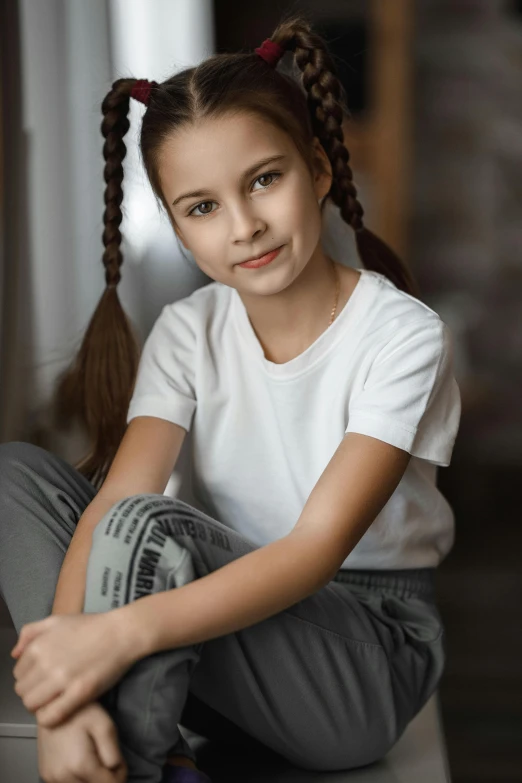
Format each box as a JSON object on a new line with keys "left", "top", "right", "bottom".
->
{"left": 332, "top": 567, "right": 436, "bottom": 601}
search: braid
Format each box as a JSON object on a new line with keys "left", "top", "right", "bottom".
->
{"left": 273, "top": 17, "right": 421, "bottom": 299}
{"left": 50, "top": 78, "right": 143, "bottom": 490}
{"left": 101, "top": 80, "right": 133, "bottom": 287}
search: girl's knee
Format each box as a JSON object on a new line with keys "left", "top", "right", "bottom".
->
{"left": 90, "top": 494, "right": 176, "bottom": 544}
{"left": 0, "top": 441, "right": 96, "bottom": 501}
{"left": 0, "top": 440, "right": 48, "bottom": 474}
{"left": 0, "top": 442, "right": 59, "bottom": 507}
{"left": 86, "top": 495, "right": 196, "bottom": 610}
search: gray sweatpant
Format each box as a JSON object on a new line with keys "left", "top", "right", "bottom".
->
{"left": 0, "top": 441, "right": 446, "bottom": 782}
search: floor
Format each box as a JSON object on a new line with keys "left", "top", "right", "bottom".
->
{"left": 435, "top": 458, "right": 522, "bottom": 783}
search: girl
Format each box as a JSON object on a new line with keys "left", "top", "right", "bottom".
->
{"left": 2, "top": 14, "right": 461, "bottom": 783}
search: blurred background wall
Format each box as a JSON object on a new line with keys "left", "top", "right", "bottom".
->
{"left": 1, "top": 1, "right": 521, "bottom": 780}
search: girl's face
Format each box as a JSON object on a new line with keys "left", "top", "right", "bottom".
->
{"left": 158, "top": 111, "right": 332, "bottom": 295}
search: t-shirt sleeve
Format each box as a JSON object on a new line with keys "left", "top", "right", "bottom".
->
{"left": 126, "top": 302, "right": 197, "bottom": 431}
{"left": 345, "top": 317, "right": 461, "bottom": 466}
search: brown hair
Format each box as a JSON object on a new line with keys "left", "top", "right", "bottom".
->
{"left": 52, "top": 13, "right": 421, "bottom": 490}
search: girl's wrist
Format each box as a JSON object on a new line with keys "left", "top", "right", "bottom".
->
{"left": 114, "top": 601, "right": 158, "bottom": 662}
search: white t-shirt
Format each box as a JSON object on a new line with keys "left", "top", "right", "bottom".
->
{"left": 126, "top": 268, "right": 461, "bottom": 570}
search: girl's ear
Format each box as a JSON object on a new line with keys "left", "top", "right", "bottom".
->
{"left": 311, "top": 137, "right": 333, "bottom": 201}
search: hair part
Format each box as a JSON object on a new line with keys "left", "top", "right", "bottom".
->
{"left": 51, "top": 12, "right": 421, "bottom": 489}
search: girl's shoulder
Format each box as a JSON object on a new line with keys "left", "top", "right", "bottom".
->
{"left": 358, "top": 269, "right": 445, "bottom": 338}
{"left": 361, "top": 268, "right": 441, "bottom": 319}
{"left": 162, "top": 280, "right": 230, "bottom": 323}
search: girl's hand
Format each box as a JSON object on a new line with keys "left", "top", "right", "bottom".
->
{"left": 11, "top": 612, "right": 137, "bottom": 728}
{"left": 38, "top": 700, "right": 128, "bottom": 783}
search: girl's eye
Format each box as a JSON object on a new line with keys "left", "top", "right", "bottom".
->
{"left": 187, "top": 171, "right": 281, "bottom": 218}
{"left": 253, "top": 172, "right": 279, "bottom": 190}
{"left": 189, "top": 200, "right": 214, "bottom": 218}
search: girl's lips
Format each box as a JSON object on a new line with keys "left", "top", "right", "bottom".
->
{"left": 238, "top": 245, "right": 284, "bottom": 269}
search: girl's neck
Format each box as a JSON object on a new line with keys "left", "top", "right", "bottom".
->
{"left": 236, "top": 249, "right": 358, "bottom": 365}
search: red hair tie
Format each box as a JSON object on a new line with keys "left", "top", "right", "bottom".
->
{"left": 130, "top": 79, "right": 158, "bottom": 106}
{"left": 254, "top": 38, "right": 285, "bottom": 68}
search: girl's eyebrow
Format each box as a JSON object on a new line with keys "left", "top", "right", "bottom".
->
{"left": 171, "top": 154, "right": 288, "bottom": 207}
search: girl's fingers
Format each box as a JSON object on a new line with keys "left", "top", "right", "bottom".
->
{"left": 97, "top": 768, "right": 127, "bottom": 783}
{"left": 70, "top": 751, "right": 113, "bottom": 783}
{"left": 36, "top": 698, "right": 70, "bottom": 728}
{"left": 36, "top": 680, "right": 89, "bottom": 728}
{"left": 12, "top": 621, "right": 48, "bottom": 657}
{"left": 16, "top": 677, "right": 63, "bottom": 714}
{"left": 79, "top": 741, "right": 127, "bottom": 783}
{"left": 12, "top": 651, "right": 33, "bottom": 680}
{"left": 90, "top": 720, "right": 125, "bottom": 770}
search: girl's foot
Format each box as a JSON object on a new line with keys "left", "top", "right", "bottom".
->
{"left": 162, "top": 762, "right": 213, "bottom": 783}
{"left": 166, "top": 754, "right": 198, "bottom": 770}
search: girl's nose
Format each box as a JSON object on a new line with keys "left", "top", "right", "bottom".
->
{"left": 229, "top": 204, "right": 267, "bottom": 244}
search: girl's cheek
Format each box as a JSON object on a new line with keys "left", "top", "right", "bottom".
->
{"left": 269, "top": 191, "right": 298, "bottom": 225}
{"left": 280, "top": 194, "right": 309, "bottom": 232}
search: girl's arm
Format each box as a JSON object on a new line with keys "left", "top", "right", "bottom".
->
{"left": 120, "top": 432, "right": 411, "bottom": 658}
{"left": 52, "top": 495, "right": 128, "bottom": 615}
{"left": 52, "top": 416, "right": 187, "bottom": 616}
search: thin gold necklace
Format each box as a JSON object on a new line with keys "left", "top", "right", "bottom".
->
{"left": 328, "top": 260, "right": 341, "bottom": 326}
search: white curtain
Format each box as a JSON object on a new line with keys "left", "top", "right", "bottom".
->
{"left": 1, "top": 0, "right": 214, "bottom": 468}
{"left": 107, "top": 0, "right": 215, "bottom": 336}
